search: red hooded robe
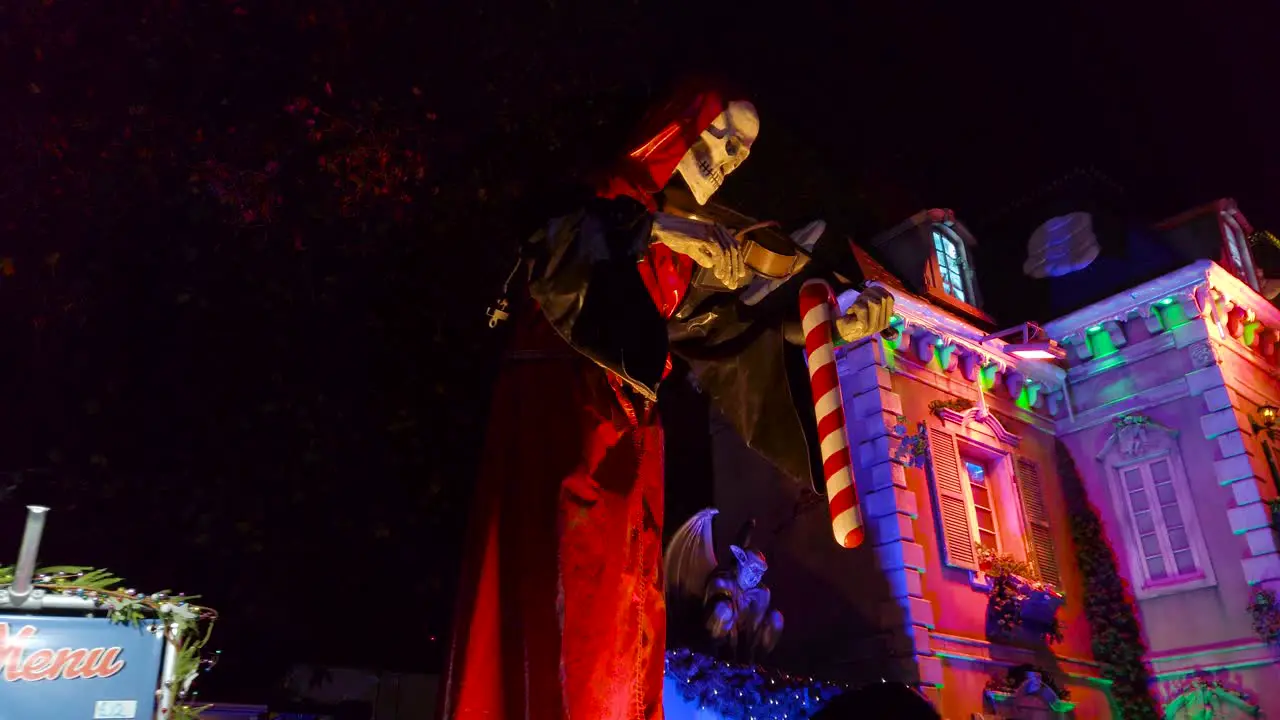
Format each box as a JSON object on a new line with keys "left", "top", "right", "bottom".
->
{"left": 441, "top": 84, "right": 733, "bottom": 720}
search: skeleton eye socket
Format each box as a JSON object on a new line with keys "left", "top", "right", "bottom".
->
{"left": 724, "top": 136, "right": 741, "bottom": 157}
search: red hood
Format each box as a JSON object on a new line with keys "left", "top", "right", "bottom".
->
{"left": 597, "top": 80, "right": 736, "bottom": 208}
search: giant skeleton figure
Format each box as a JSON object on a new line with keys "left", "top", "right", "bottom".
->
{"left": 441, "top": 80, "right": 895, "bottom": 720}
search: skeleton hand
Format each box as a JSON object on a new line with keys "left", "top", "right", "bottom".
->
{"left": 706, "top": 599, "right": 735, "bottom": 639}
{"left": 740, "top": 220, "right": 826, "bottom": 306}
{"left": 651, "top": 213, "right": 749, "bottom": 289}
{"left": 835, "top": 286, "right": 895, "bottom": 343}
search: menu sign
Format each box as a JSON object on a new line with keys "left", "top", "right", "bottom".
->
{"left": 0, "top": 614, "right": 166, "bottom": 720}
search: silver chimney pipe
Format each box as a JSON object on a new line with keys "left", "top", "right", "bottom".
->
{"left": 9, "top": 505, "right": 50, "bottom": 603}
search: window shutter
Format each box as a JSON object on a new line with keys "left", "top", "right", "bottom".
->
{"left": 926, "top": 425, "right": 977, "bottom": 570}
{"left": 1014, "top": 456, "right": 1061, "bottom": 587}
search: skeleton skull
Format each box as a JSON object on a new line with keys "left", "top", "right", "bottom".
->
{"left": 675, "top": 100, "right": 760, "bottom": 205}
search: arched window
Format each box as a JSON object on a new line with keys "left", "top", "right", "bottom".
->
{"left": 932, "top": 227, "right": 971, "bottom": 303}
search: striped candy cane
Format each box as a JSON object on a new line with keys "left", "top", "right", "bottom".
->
{"left": 799, "top": 278, "right": 864, "bottom": 549}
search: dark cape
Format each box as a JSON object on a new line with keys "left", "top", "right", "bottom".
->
{"left": 525, "top": 190, "right": 820, "bottom": 490}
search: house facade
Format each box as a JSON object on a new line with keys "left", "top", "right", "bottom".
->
{"left": 671, "top": 198, "right": 1280, "bottom": 718}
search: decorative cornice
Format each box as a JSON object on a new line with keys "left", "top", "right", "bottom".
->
{"left": 1043, "top": 260, "right": 1215, "bottom": 343}
{"left": 1045, "top": 260, "right": 1280, "bottom": 355}
{"left": 838, "top": 286, "right": 1066, "bottom": 393}
{"left": 936, "top": 407, "right": 1022, "bottom": 448}
{"left": 928, "top": 631, "right": 1105, "bottom": 677}
{"left": 1095, "top": 414, "right": 1179, "bottom": 461}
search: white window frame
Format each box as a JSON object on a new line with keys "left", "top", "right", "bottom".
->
{"left": 962, "top": 455, "right": 1001, "bottom": 555}
{"left": 953, "top": 435, "right": 1032, "bottom": 589}
{"left": 931, "top": 225, "right": 974, "bottom": 304}
{"left": 1104, "top": 446, "right": 1215, "bottom": 599}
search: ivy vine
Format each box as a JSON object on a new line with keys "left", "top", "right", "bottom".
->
{"left": 1056, "top": 438, "right": 1160, "bottom": 719}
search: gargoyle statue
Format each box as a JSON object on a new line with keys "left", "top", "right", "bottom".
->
{"left": 665, "top": 508, "right": 783, "bottom": 663}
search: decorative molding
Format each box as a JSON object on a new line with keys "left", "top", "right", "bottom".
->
{"left": 1065, "top": 329, "right": 1178, "bottom": 384}
{"left": 1190, "top": 340, "right": 1216, "bottom": 369}
{"left": 1160, "top": 675, "right": 1262, "bottom": 719}
{"left": 878, "top": 349, "right": 1056, "bottom": 435}
{"left": 1044, "top": 260, "right": 1215, "bottom": 343}
{"left": 837, "top": 287, "right": 1065, "bottom": 393}
{"left": 1048, "top": 259, "right": 1280, "bottom": 378}
{"left": 1054, "top": 376, "right": 1192, "bottom": 437}
{"left": 1147, "top": 639, "right": 1275, "bottom": 676}
{"left": 1095, "top": 414, "right": 1179, "bottom": 461}
{"left": 1098, "top": 426, "right": 1219, "bottom": 600}
{"left": 928, "top": 631, "right": 1105, "bottom": 677}
{"left": 936, "top": 407, "right": 1022, "bottom": 448}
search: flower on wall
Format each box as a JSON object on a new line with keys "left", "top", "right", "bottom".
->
{"left": 892, "top": 416, "right": 928, "bottom": 468}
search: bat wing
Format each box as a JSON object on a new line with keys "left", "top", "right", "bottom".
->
{"left": 664, "top": 507, "right": 719, "bottom": 601}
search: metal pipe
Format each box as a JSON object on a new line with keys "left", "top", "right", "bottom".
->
{"left": 10, "top": 505, "right": 50, "bottom": 603}
{"left": 156, "top": 621, "right": 182, "bottom": 720}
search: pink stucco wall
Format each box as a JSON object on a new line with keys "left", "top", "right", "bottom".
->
{"left": 1056, "top": 303, "right": 1280, "bottom": 717}
{"left": 889, "top": 370, "right": 1112, "bottom": 719}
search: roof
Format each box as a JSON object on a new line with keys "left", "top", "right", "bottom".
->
{"left": 849, "top": 241, "right": 910, "bottom": 293}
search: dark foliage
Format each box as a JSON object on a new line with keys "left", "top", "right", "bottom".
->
{"left": 0, "top": 0, "right": 757, "bottom": 697}
{"left": 808, "top": 683, "right": 941, "bottom": 720}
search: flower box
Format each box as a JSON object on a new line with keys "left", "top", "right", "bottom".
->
{"left": 977, "top": 555, "right": 1066, "bottom": 644}
{"left": 1020, "top": 585, "right": 1066, "bottom": 627}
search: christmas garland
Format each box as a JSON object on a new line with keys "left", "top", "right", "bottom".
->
{"left": 0, "top": 565, "right": 218, "bottom": 720}
{"left": 1056, "top": 439, "right": 1160, "bottom": 719}
{"left": 664, "top": 648, "right": 847, "bottom": 720}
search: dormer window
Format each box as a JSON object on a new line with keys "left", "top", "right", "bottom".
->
{"left": 1221, "top": 210, "right": 1260, "bottom": 291}
{"left": 932, "top": 227, "right": 972, "bottom": 303}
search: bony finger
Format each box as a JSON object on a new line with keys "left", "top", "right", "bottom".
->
{"left": 696, "top": 246, "right": 717, "bottom": 269}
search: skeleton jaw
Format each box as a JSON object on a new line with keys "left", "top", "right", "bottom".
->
{"left": 675, "top": 100, "right": 759, "bottom": 205}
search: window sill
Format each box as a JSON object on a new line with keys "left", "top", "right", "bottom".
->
{"left": 968, "top": 570, "right": 993, "bottom": 592}
{"left": 1133, "top": 570, "right": 1216, "bottom": 600}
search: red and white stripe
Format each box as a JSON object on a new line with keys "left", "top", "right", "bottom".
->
{"left": 799, "top": 279, "right": 864, "bottom": 549}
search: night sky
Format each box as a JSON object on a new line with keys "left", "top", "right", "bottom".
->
{"left": 0, "top": 0, "right": 1276, "bottom": 704}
